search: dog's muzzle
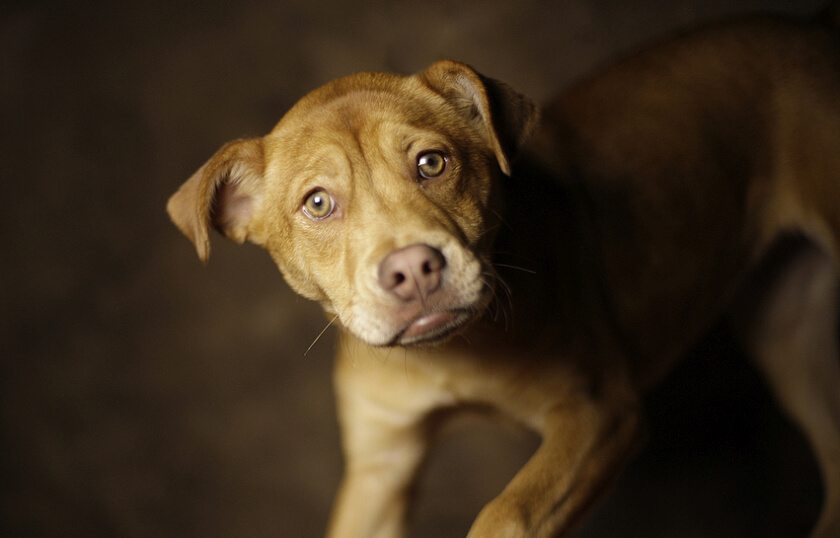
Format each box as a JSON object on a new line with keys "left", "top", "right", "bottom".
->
{"left": 377, "top": 244, "right": 472, "bottom": 345}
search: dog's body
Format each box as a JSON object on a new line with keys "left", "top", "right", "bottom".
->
{"left": 168, "top": 14, "right": 840, "bottom": 538}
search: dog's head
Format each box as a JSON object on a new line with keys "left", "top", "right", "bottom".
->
{"left": 168, "top": 60, "right": 537, "bottom": 346}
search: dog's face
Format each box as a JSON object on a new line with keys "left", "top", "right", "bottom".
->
{"left": 168, "top": 61, "right": 537, "bottom": 346}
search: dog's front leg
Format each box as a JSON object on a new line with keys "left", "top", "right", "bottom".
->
{"left": 467, "top": 383, "right": 643, "bottom": 538}
{"left": 326, "top": 421, "right": 425, "bottom": 538}
{"left": 326, "top": 335, "right": 451, "bottom": 538}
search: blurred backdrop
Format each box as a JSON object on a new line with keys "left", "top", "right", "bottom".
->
{"left": 1, "top": 0, "right": 828, "bottom": 536}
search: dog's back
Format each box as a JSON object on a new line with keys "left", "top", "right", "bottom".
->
{"left": 529, "top": 18, "right": 840, "bottom": 383}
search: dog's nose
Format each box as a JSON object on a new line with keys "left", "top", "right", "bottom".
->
{"left": 378, "top": 244, "right": 446, "bottom": 302}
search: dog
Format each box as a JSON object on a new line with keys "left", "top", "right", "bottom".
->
{"left": 167, "top": 11, "right": 840, "bottom": 538}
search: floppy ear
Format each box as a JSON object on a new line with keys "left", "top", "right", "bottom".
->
{"left": 166, "top": 138, "right": 265, "bottom": 263}
{"left": 418, "top": 60, "right": 539, "bottom": 175}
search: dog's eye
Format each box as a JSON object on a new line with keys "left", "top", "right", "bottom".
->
{"left": 303, "top": 189, "right": 334, "bottom": 219}
{"left": 417, "top": 151, "right": 447, "bottom": 180}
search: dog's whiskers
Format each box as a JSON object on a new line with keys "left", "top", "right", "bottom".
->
{"left": 402, "top": 347, "right": 410, "bottom": 382}
{"left": 482, "top": 270, "right": 513, "bottom": 332}
{"left": 489, "top": 208, "right": 513, "bottom": 232}
{"left": 304, "top": 314, "right": 339, "bottom": 356}
{"left": 477, "top": 221, "right": 504, "bottom": 241}
{"left": 379, "top": 344, "right": 394, "bottom": 366}
{"left": 494, "top": 263, "right": 537, "bottom": 275}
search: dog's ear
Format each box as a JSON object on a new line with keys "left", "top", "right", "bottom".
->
{"left": 419, "top": 60, "right": 539, "bottom": 175}
{"left": 166, "top": 138, "right": 265, "bottom": 263}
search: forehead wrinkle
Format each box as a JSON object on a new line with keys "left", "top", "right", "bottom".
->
{"left": 331, "top": 109, "right": 403, "bottom": 209}
{"left": 303, "top": 90, "right": 452, "bottom": 214}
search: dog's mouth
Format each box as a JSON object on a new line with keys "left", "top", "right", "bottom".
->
{"left": 392, "top": 309, "right": 472, "bottom": 346}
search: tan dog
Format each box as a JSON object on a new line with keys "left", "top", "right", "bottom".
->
{"left": 168, "top": 14, "right": 840, "bottom": 538}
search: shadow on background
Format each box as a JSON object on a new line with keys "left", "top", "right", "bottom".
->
{"left": 1, "top": 1, "right": 826, "bottom": 536}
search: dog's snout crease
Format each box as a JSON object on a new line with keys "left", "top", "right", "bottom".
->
{"left": 378, "top": 244, "right": 445, "bottom": 302}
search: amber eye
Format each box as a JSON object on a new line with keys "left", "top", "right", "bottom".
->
{"left": 303, "top": 189, "right": 334, "bottom": 219}
{"left": 417, "top": 151, "right": 446, "bottom": 180}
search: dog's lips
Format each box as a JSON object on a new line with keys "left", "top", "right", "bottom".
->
{"left": 404, "top": 311, "right": 457, "bottom": 338}
{"left": 397, "top": 310, "right": 469, "bottom": 345}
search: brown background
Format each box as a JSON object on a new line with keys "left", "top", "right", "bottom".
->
{"left": 1, "top": 0, "right": 829, "bottom": 536}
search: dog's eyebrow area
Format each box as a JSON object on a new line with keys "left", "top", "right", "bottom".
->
{"left": 294, "top": 104, "right": 452, "bottom": 182}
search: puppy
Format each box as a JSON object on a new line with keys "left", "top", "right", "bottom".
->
{"left": 168, "top": 13, "right": 840, "bottom": 538}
